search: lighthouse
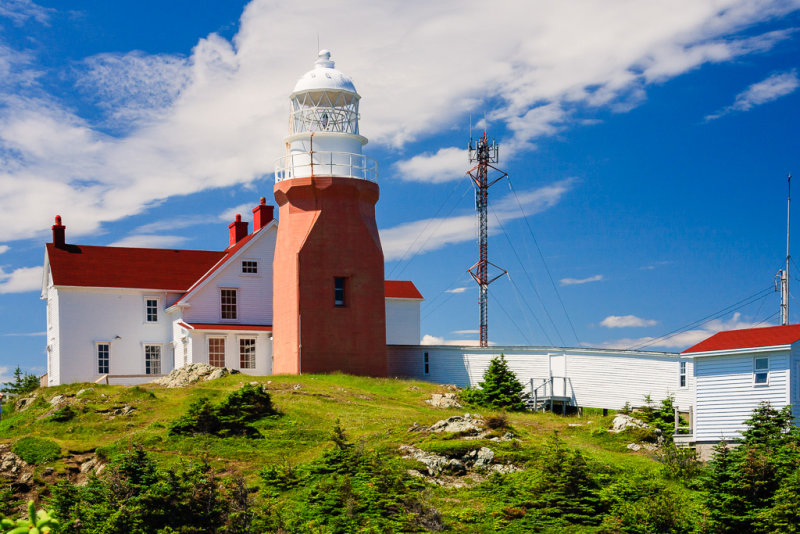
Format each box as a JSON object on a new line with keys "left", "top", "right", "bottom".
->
{"left": 272, "top": 50, "right": 387, "bottom": 376}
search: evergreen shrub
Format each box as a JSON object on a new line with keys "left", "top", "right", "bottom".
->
{"left": 12, "top": 437, "right": 60, "bottom": 464}
{"left": 169, "top": 383, "right": 276, "bottom": 438}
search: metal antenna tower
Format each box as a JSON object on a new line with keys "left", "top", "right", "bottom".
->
{"left": 777, "top": 174, "right": 792, "bottom": 325}
{"left": 467, "top": 131, "right": 508, "bottom": 346}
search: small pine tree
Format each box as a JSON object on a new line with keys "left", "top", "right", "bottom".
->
{"left": 1, "top": 366, "right": 39, "bottom": 395}
{"left": 476, "top": 354, "right": 529, "bottom": 411}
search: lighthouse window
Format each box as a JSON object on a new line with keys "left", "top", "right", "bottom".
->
{"left": 754, "top": 357, "right": 769, "bottom": 385}
{"left": 679, "top": 361, "right": 687, "bottom": 388}
{"left": 334, "top": 277, "right": 346, "bottom": 307}
{"left": 241, "top": 260, "right": 258, "bottom": 274}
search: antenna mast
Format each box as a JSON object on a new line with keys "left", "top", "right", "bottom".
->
{"left": 779, "top": 174, "right": 792, "bottom": 325}
{"left": 467, "top": 131, "right": 508, "bottom": 346}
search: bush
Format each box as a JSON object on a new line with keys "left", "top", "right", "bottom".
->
{"left": 50, "top": 405, "right": 76, "bottom": 422}
{"left": 169, "top": 383, "right": 276, "bottom": 438}
{"left": 484, "top": 413, "right": 509, "bottom": 430}
{"left": 12, "top": 437, "right": 61, "bottom": 464}
{"left": 459, "top": 355, "right": 529, "bottom": 411}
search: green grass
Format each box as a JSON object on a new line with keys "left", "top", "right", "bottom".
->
{"left": 1, "top": 374, "right": 705, "bottom": 531}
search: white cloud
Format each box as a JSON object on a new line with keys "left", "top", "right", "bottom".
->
{"left": 600, "top": 315, "right": 658, "bottom": 328}
{"left": 0, "top": 265, "right": 43, "bottom": 293}
{"left": 0, "top": 366, "right": 10, "bottom": 385}
{"left": 452, "top": 329, "right": 480, "bottom": 334}
{"left": 560, "top": 274, "right": 604, "bottom": 286}
{"left": 0, "top": 246, "right": 8, "bottom": 254}
{"left": 219, "top": 203, "right": 255, "bottom": 224}
{"left": 1, "top": 1, "right": 798, "bottom": 244}
{"left": 421, "top": 334, "right": 489, "bottom": 346}
{"left": 108, "top": 235, "right": 188, "bottom": 248}
{"left": 446, "top": 287, "right": 469, "bottom": 294}
{"left": 588, "top": 312, "right": 771, "bottom": 350}
{"left": 381, "top": 179, "right": 574, "bottom": 260}
{"left": 131, "top": 215, "right": 211, "bottom": 235}
{"left": 394, "top": 147, "right": 468, "bottom": 183}
{"left": 706, "top": 70, "right": 800, "bottom": 120}
{"left": 0, "top": 0, "right": 52, "bottom": 25}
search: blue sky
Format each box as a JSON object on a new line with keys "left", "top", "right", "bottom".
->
{"left": 1, "top": 0, "right": 799, "bottom": 380}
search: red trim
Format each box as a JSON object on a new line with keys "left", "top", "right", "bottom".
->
{"left": 184, "top": 323, "right": 272, "bottom": 332}
{"left": 682, "top": 324, "right": 800, "bottom": 353}
{"left": 384, "top": 280, "right": 423, "bottom": 300}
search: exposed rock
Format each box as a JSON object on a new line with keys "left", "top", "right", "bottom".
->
{"left": 568, "top": 423, "right": 583, "bottom": 428}
{"left": 428, "top": 414, "right": 483, "bottom": 434}
{"left": 80, "top": 458, "right": 97, "bottom": 473}
{"left": 0, "top": 451, "right": 26, "bottom": 477}
{"left": 425, "top": 393, "right": 463, "bottom": 409}
{"left": 76, "top": 388, "right": 93, "bottom": 397}
{"left": 151, "top": 363, "right": 239, "bottom": 388}
{"left": 490, "top": 432, "right": 516, "bottom": 442}
{"left": 408, "top": 422, "right": 424, "bottom": 432}
{"left": 292, "top": 384, "right": 302, "bottom": 390}
{"left": 627, "top": 443, "right": 642, "bottom": 452}
{"left": 491, "top": 463, "right": 521, "bottom": 475}
{"left": 610, "top": 414, "right": 650, "bottom": 433}
{"left": 400, "top": 445, "right": 450, "bottom": 476}
{"left": 49, "top": 395, "right": 66, "bottom": 406}
{"left": 627, "top": 442, "right": 659, "bottom": 452}
{"left": 15, "top": 396, "right": 36, "bottom": 411}
{"left": 112, "top": 405, "right": 135, "bottom": 416}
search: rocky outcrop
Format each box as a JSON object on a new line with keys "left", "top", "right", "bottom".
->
{"left": 610, "top": 413, "right": 649, "bottom": 433}
{"left": 425, "top": 393, "right": 462, "bottom": 409}
{"left": 151, "top": 363, "right": 240, "bottom": 388}
{"left": 400, "top": 444, "right": 519, "bottom": 484}
{"left": 428, "top": 414, "right": 483, "bottom": 434}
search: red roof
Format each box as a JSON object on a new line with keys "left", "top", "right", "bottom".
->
{"left": 682, "top": 324, "right": 800, "bottom": 353}
{"left": 46, "top": 243, "right": 225, "bottom": 290}
{"left": 385, "top": 280, "right": 423, "bottom": 300}
{"left": 179, "top": 322, "right": 272, "bottom": 331}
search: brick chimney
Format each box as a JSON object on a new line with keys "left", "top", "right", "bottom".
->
{"left": 252, "top": 197, "right": 274, "bottom": 232}
{"left": 52, "top": 215, "right": 66, "bottom": 248}
{"left": 228, "top": 214, "right": 248, "bottom": 247}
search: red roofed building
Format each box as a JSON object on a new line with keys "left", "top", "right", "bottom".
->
{"left": 41, "top": 202, "right": 424, "bottom": 385}
{"left": 678, "top": 324, "right": 800, "bottom": 456}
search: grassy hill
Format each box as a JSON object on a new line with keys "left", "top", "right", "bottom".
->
{"left": 0, "top": 373, "right": 704, "bottom": 532}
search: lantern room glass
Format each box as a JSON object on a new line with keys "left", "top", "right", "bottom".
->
{"left": 290, "top": 90, "right": 359, "bottom": 135}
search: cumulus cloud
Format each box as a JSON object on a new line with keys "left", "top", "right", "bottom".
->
{"left": 1, "top": 332, "right": 45, "bottom": 336}
{"left": 588, "top": 312, "right": 770, "bottom": 350}
{"left": 394, "top": 147, "right": 468, "bottom": 183}
{"left": 0, "top": 246, "right": 9, "bottom": 254}
{"left": 600, "top": 315, "right": 658, "bottom": 328}
{"left": 107, "top": 235, "right": 189, "bottom": 248}
{"left": 0, "top": 0, "right": 798, "bottom": 246}
{"left": 381, "top": 179, "right": 574, "bottom": 260}
{"left": 0, "top": 266, "right": 43, "bottom": 293}
{"left": 560, "top": 274, "right": 604, "bottom": 286}
{"left": 219, "top": 203, "right": 255, "bottom": 224}
{"left": 706, "top": 70, "right": 800, "bottom": 120}
{"left": 452, "top": 329, "right": 480, "bottom": 334}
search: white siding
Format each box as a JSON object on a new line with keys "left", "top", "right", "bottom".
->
{"left": 694, "top": 349, "right": 790, "bottom": 442}
{"left": 54, "top": 287, "right": 174, "bottom": 384}
{"left": 386, "top": 345, "right": 684, "bottom": 410}
{"left": 187, "top": 330, "right": 272, "bottom": 376}
{"left": 385, "top": 299, "right": 421, "bottom": 344}
{"left": 181, "top": 227, "right": 276, "bottom": 325}
{"left": 45, "top": 277, "right": 60, "bottom": 386}
{"left": 792, "top": 345, "right": 800, "bottom": 426}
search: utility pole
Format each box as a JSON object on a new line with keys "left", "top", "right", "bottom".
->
{"left": 467, "top": 132, "right": 507, "bottom": 346}
{"left": 779, "top": 174, "right": 792, "bottom": 325}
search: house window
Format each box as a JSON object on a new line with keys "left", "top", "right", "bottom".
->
{"left": 145, "top": 345, "right": 162, "bottom": 375}
{"left": 239, "top": 338, "right": 256, "bottom": 369}
{"left": 97, "top": 343, "right": 109, "bottom": 375}
{"left": 242, "top": 260, "right": 258, "bottom": 274}
{"left": 424, "top": 352, "right": 429, "bottom": 375}
{"left": 754, "top": 357, "right": 769, "bottom": 385}
{"left": 221, "top": 289, "right": 237, "bottom": 320}
{"left": 679, "top": 361, "right": 687, "bottom": 388}
{"left": 209, "top": 338, "right": 226, "bottom": 367}
{"left": 334, "top": 277, "right": 346, "bottom": 307}
{"left": 145, "top": 298, "right": 158, "bottom": 323}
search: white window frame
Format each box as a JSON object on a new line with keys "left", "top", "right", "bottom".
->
{"left": 238, "top": 337, "right": 256, "bottom": 369}
{"left": 754, "top": 356, "right": 769, "bottom": 386}
{"left": 208, "top": 336, "right": 226, "bottom": 368}
{"left": 241, "top": 259, "right": 259, "bottom": 275}
{"left": 219, "top": 287, "right": 238, "bottom": 321}
{"left": 144, "top": 296, "right": 159, "bottom": 323}
{"left": 96, "top": 342, "right": 110, "bottom": 375}
{"left": 144, "top": 344, "right": 163, "bottom": 375}
{"left": 679, "top": 361, "right": 687, "bottom": 388}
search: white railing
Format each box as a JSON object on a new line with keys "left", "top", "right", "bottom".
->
{"left": 274, "top": 151, "right": 378, "bottom": 183}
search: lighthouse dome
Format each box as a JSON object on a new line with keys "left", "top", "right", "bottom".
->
{"left": 292, "top": 50, "right": 358, "bottom": 96}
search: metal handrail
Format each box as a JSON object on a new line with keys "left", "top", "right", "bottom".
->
{"left": 529, "top": 376, "right": 574, "bottom": 412}
{"left": 274, "top": 151, "right": 378, "bottom": 183}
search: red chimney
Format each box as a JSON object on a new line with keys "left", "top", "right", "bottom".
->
{"left": 252, "top": 197, "right": 274, "bottom": 232}
{"left": 52, "top": 215, "right": 66, "bottom": 248}
{"left": 228, "top": 214, "right": 248, "bottom": 247}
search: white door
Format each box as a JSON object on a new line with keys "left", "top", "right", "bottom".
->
{"left": 549, "top": 353, "right": 567, "bottom": 396}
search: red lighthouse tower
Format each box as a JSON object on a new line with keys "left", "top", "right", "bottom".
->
{"left": 272, "top": 51, "right": 386, "bottom": 376}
